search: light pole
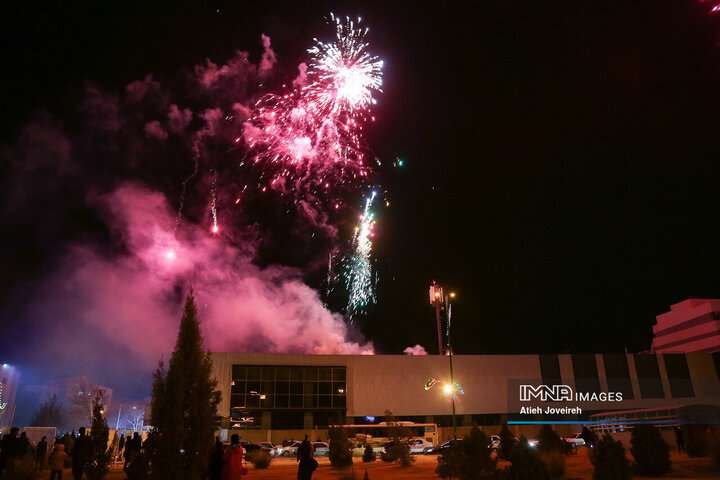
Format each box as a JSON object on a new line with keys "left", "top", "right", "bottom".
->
{"left": 445, "top": 292, "right": 457, "bottom": 441}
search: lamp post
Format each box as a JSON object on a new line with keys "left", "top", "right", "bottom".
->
{"left": 446, "top": 292, "right": 457, "bottom": 441}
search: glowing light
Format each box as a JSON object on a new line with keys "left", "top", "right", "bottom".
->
{"left": 444, "top": 382, "right": 465, "bottom": 404}
{"left": 241, "top": 13, "right": 383, "bottom": 206}
{"left": 211, "top": 225, "right": 219, "bottom": 234}
{"left": 344, "top": 191, "right": 377, "bottom": 320}
{"left": 165, "top": 250, "right": 176, "bottom": 260}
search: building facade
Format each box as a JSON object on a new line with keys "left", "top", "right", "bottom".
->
{"left": 211, "top": 351, "right": 720, "bottom": 442}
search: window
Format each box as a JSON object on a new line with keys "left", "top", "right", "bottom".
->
{"left": 663, "top": 354, "right": 694, "bottom": 398}
{"left": 230, "top": 364, "right": 346, "bottom": 411}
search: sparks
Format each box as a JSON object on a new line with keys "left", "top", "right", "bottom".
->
{"left": 242, "top": 14, "right": 383, "bottom": 205}
{"left": 344, "top": 191, "right": 377, "bottom": 320}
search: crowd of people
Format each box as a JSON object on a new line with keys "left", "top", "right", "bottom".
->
{"left": 0, "top": 427, "right": 323, "bottom": 480}
{"left": 0, "top": 426, "right": 146, "bottom": 480}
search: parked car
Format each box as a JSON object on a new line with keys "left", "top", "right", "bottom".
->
{"left": 563, "top": 433, "right": 586, "bottom": 448}
{"left": 351, "top": 442, "right": 384, "bottom": 457}
{"left": 406, "top": 438, "right": 434, "bottom": 454}
{"left": 490, "top": 435, "right": 519, "bottom": 453}
{"left": 426, "top": 439, "right": 462, "bottom": 455}
{"left": 278, "top": 441, "right": 302, "bottom": 456}
{"left": 255, "top": 442, "right": 276, "bottom": 455}
{"left": 239, "top": 441, "right": 262, "bottom": 459}
{"left": 311, "top": 442, "right": 330, "bottom": 456}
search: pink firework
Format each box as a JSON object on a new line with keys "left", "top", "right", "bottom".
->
{"left": 242, "top": 14, "right": 383, "bottom": 201}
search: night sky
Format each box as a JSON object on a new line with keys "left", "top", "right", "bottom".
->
{"left": 3, "top": 0, "right": 720, "bottom": 401}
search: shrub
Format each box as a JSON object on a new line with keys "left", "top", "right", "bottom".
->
{"left": 246, "top": 449, "right": 272, "bottom": 469}
{"left": 537, "top": 425, "right": 565, "bottom": 455}
{"left": 328, "top": 426, "right": 353, "bottom": 469}
{"left": 685, "top": 425, "right": 708, "bottom": 457}
{"left": 362, "top": 445, "right": 376, "bottom": 462}
{"left": 437, "top": 427, "right": 498, "bottom": 480}
{"left": 540, "top": 451, "right": 565, "bottom": 479}
{"left": 498, "top": 423, "right": 515, "bottom": 460}
{"left": 630, "top": 424, "right": 670, "bottom": 476}
{"left": 380, "top": 450, "right": 396, "bottom": 462}
{"left": 383, "top": 410, "right": 413, "bottom": 467}
{"left": 590, "top": 433, "right": 632, "bottom": 480}
{"left": 505, "top": 438, "right": 550, "bottom": 480}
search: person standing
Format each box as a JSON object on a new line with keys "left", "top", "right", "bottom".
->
{"left": 49, "top": 443, "right": 67, "bottom": 480}
{"left": 675, "top": 426, "right": 686, "bottom": 454}
{"left": 222, "top": 434, "right": 246, "bottom": 480}
{"left": 117, "top": 433, "right": 125, "bottom": 462}
{"left": 296, "top": 437, "right": 318, "bottom": 480}
{"left": 36, "top": 436, "right": 49, "bottom": 468}
{"left": 0, "top": 427, "right": 20, "bottom": 477}
{"left": 209, "top": 437, "right": 224, "bottom": 480}
{"left": 70, "top": 427, "right": 92, "bottom": 480}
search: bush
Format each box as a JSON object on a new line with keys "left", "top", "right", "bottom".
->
{"left": 126, "top": 451, "right": 150, "bottom": 480}
{"left": 540, "top": 451, "right": 565, "bottom": 479}
{"left": 590, "top": 433, "right": 632, "bottom": 480}
{"left": 498, "top": 423, "right": 515, "bottom": 460}
{"left": 246, "top": 450, "right": 272, "bottom": 469}
{"left": 362, "top": 445, "right": 376, "bottom": 462}
{"left": 537, "top": 425, "right": 566, "bottom": 455}
{"left": 437, "top": 427, "right": 498, "bottom": 480}
{"left": 505, "top": 438, "right": 550, "bottom": 480}
{"left": 380, "top": 450, "right": 396, "bottom": 462}
{"left": 328, "top": 426, "right": 353, "bottom": 469}
{"left": 685, "top": 425, "right": 708, "bottom": 457}
{"left": 630, "top": 424, "right": 670, "bottom": 476}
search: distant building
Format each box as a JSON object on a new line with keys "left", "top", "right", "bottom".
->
{"left": 651, "top": 299, "right": 720, "bottom": 353}
{"left": 0, "top": 364, "right": 20, "bottom": 429}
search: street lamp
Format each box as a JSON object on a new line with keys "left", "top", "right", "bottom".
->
{"left": 446, "top": 292, "right": 458, "bottom": 441}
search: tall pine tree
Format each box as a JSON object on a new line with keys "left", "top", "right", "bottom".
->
{"left": 150, "top": 290, "right": 221, "bottom": 480}
{"left": 86, "top": 391, "right": 111, "bottom": 480}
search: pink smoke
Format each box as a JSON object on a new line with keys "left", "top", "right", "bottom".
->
{"left": 35, "top": 183, "right": 373, "bottom": 369}
{"left": 403, "top": 345, "right": 428, "bottom": 355}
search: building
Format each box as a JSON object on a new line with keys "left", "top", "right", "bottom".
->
{"left": 0, "top": 364, "right": 20, "bottom": 430}
{"left": 210, "top": 351, "right": 720, "bottom": 443}
{"left": 651, "top": 298, "right": 720, "bottom": 353}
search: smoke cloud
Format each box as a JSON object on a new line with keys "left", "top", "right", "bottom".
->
{"left": 403, "top": 345, "right": 428, "bottom": 355}
{"left": 0, "top": 33, "right": 375, "bottom": 402}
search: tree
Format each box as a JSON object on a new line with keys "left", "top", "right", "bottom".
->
{"left": 85, "top": 391, "right": 111, "bottom": 480}
{"left": 383, "top": 409, "right": 413, "bottom": 467}
{"left": 30, "top": 394, "right": 65, "bottom": 428}
{"left": 71, "top": 381, "right": 105, "bottom": 427}
{"left": 590, "top": 433, "right": 632, "bottom": 480}
{"left": 328, "top": 426, "right": 353, "bottom": 469}
{"left": 150, "top": 291, "right": 221, "bottom": 480}
{"left": 630, "top": 424, "right": 670, "bottom": 476}
{"left": 506, "top": 437, "right": 550, "bottom": 480}
{"left": 498, "top": 422, "right": 515, "bottom": 460}
{"left": 537, "top": 424, "right": 565, "bottom": 454}
{"left": 437, "top": 427, "right": 498, "bottom": 480}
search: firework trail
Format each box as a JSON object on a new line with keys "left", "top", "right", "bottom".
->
{"left": 242, "top": 14, "right": 383, "bottom": 205}
{"left": 345, "top": 191, "right": 377, "bottom": 320}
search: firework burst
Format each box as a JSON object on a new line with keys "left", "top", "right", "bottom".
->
{"left": 345, "top": 191, "right": 377, "bottom": 320}
{"left": 242, "top": 14, "right": 383, "bottom": 205}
